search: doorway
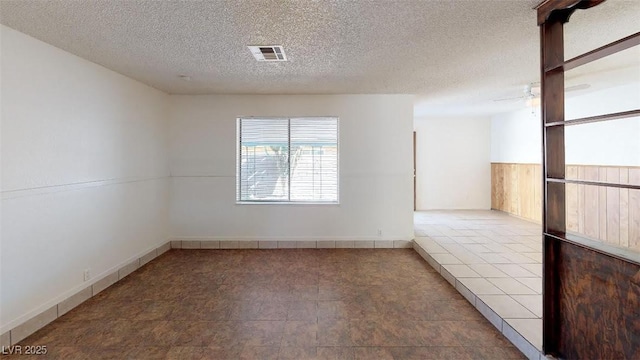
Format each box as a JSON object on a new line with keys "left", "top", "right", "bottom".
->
{"left": 413, "top": 131, "right": 416, "bottom": 211}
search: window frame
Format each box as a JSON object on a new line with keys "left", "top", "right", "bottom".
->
{"left": 236, "top": 116, "right": 340, "bottom": 205}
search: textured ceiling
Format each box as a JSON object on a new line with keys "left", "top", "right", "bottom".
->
{"left": 1, "top": 0, "right": 639, "bottom": 116}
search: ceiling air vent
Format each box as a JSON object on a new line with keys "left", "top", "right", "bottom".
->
{"left": 248, "top": 45, "right": 287, "bottom": 62}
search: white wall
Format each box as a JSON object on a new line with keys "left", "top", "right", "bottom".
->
{"left": 490, "top": 107, "right": 541, "bottom": 164}
{"left": 413, "top": 116, "right": 492, "bottom": 210}
{"left": 565, "top": 82, "right": 640, "bottom": 166}
{"left": 0, "top": 26, "right": 170, "bottom": 331}
{"left": 169, "top": 95, "right": 414, "bottom": 242}
{"left": 491, "top": 82, "right": 640, "bottom": 165}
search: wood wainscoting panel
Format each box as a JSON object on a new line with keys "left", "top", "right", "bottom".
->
{"left": 566, "top": 166, "right": 579, "bottom": 233}
{"left": 491, "top": 163, "right": 640, "bottom": 252}
{"left": 491, "top": 163, "right": 540, "bottom": 223}
{"left": 630, "top": 169, "right": 640, "bottom": 251}
{"left": 534, "top": 164, "right": 542, "bottom": 223}
{"left": 599, "top": 168, "right": 609, "bottom": 242}
{"left": 577, "top": 166, "right": 586, "bottom": 234}
{"left": 555, "top": 239, "right": 640, "bottom": 360}
{"left": 620, "top": 168, "right": 630, "bottom": 248}
{"left": 630, "top": 188, "right": 640, "bottom": 251}
{"left": 518, "top": 164, "right": 536, "bottom": 221}
{"left": 508, "top": 163, "right": 519, "bottom": 215}
{"left": 583, "top": 167, "right": 601, "bottom": 240}
{"left": 492, "top": 164, "right": 504, "bottom": 210}
{"left": 606, "top": 167, "right": 621, "bottom": 246}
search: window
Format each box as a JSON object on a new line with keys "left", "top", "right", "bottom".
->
{"left": 237, "top": 117, "right": 339, "bottom": 203}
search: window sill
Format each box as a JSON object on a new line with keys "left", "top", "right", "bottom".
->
{"left": 236, "top": 201, "right": 339, "bottom": 206}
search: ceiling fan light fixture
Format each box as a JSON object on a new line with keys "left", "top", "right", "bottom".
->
{"left": 526, "top": 97, "right": 541, "bottom": 107}
{"left": 530, "top": 85, "right": 541, "bottom": 95}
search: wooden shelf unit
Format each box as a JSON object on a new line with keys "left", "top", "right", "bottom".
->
{"left": 535, "top": 0, "right": 640, "bottom": 359}
{"left": 545, "top": 109, "right": 640, "bottom": 127}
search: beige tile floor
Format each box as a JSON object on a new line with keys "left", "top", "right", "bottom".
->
{"left": 414, "top": 210, "right": 543, "bottom": 360}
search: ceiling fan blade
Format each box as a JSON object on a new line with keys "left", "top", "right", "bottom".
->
{"left": 493, "top": 95, "right": 526, "bottom": 102}
{"left": 493, "top": 83, "right": 589, "bottom": 103}
{"left": 565, "top": 83, "right": 590, "bottom": 92}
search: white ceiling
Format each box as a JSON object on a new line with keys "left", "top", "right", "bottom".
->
{"left": 1, "top": 0, "right": 638, "bottom": 116}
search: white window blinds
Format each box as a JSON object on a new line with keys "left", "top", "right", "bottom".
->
{"left": 237, "top": 117, "right": 339, "bottom": 203}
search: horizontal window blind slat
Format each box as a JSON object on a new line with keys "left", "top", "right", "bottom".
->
{"left": 237, "top": 117, "right": 338, "bottom": 203}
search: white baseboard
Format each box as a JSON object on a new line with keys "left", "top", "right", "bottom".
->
{"left": 170, "top": 239, "right": 414, "bottom": 249}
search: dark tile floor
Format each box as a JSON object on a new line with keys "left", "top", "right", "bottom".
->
{"left": 9, "top": 249, "right": 524, "bottom": 359}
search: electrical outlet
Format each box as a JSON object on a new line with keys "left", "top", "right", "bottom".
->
{"left": 83, "top": 269, "right": 91, "bottom": 282}
{"left": 377, "top": 229, "right": 382, "bottom": 237}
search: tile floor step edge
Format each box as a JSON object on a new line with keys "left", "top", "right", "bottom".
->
{"left": 413, "top": 239, "right": 546, "bottom": 360}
